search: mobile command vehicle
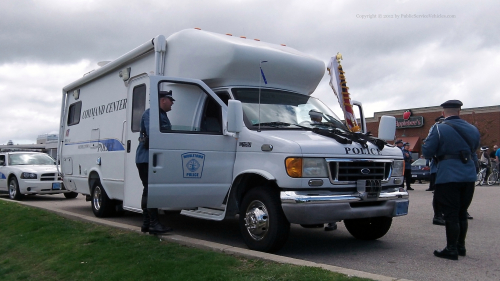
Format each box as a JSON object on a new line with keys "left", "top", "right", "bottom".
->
{"left": 0, "top": 152, "right": 77, "bottom": 200}
{"left": 59, "top": 28, "right": 408, "bottom": 252}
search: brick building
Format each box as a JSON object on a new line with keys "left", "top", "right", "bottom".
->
{"left": 365, "top": 105, "right": 500, "bottom": 157}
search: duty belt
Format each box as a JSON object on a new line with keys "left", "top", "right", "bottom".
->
{"left": 437, "top": 154, "right": 470, "bottom": 161}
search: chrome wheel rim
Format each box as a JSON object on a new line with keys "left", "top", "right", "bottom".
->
{"left": 9, "top": 181, "right": 17, "bottom": 199}
{"left": 244, "top": 200, "right": 269, "bottom": 241}
{"left": 93, "top": 186, "right": 102, "bottom": 211}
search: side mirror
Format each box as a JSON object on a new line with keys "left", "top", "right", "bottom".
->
{"left": 378, "top": 115, "right": 396, "bottom": 141}
{"left": 227, "top": 100, "right": 243, "bottom": 133}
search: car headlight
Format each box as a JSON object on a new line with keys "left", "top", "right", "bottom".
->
{"left": 21, "top": 172, "right": 38, "bottom": 179}
{"left": 285, "top": 158, "right": 328, "bottom": 178}
{"left": 391, "top": 160, "right": 404, "bottom": 177}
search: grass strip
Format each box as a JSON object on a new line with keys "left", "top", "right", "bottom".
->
{"left": 0, "top": 200, "right": 371, "bottom": 281}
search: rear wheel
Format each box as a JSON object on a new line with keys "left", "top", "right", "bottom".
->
{"left": 487, "top": 172, "right": 498, "bottom": 186}
{"left": 344, "top": 216, "right": 393, "bottom": 240}
{"left": 8, "top": 177, "right": 23, "bottom": 201}
{"left": 64, "top": 192, "right": 79, "bottom": 199}
{"left": 239, "top": 186, "right": 290, "bottom": 253}
{"left": 91, "top": 181, "right": 114, "bottom": 217}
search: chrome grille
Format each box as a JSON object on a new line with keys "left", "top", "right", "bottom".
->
{"left": 327, "top": 159, "right": 392, "bottom": 183}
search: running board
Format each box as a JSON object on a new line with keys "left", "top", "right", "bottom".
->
{"left": 181, "top": 207, "right": 226, "bottom": 221}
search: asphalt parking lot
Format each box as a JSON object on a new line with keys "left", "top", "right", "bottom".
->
{"left": 2, "top": 183, "right": 499, "bottom": 281}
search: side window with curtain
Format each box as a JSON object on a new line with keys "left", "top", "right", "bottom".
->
{"left": 67, "top": 101, "right": 82, "bottom": 126}
{"left": 131, "top": 84, "right": 147, "bottom": 132}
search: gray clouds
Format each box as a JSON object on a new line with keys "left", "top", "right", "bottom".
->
{"left": 1, "top": 0, "right": 499, "bottom": 144}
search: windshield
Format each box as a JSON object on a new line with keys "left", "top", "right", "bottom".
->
{"left": 231, "top": 88, "right": 348, "bottom": 131}
{"left": 412, "top": 158, "right": 427, "bottom": 166}
{"left": 9, "top": 153, "right": 56, "bottom": 166}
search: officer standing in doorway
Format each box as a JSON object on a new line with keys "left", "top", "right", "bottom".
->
{"left": 136, "top": 90, "right": 175, "bottom": 234}
{"left": 402, "top": 143, "right": 414, "bottom": 190}
{"left": 422, "top": 100, "right": 480, "bottom": 260}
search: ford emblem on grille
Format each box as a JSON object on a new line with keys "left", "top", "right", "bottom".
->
{"left": 361, "top": 168, "right": 371, "bottom": 175}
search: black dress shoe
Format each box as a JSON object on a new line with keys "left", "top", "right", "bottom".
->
{"left": 425, "top": 188, "right": 434, "bottom": 191}
{"left": 434, "top": 247, "right": 458, "bottom": 260}
{"left": 467, "top": 213, "right": 473, "bottom": 220}
{"left": 457, "top": 245, "right": 466, "bottom": 256}
{"left": 407, "top": 187, "right": 415, "bottom": 190}
{"left": 433, "top": 217, "right": 445, "bottom": 226}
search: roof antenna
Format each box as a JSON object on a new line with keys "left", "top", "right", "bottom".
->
{"left": 258, "top": 60, "right": 268, "bottom": 132}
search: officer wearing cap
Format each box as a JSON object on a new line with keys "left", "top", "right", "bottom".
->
{"left": 402, "top": 142, "right": 414, "bottom": 190}
{"left": 395, "top": 139, "right": 404, "bottom": 149}
{"left": 135, "top": 90, "right": 175, "bottom": 235}
{"left": 422, "top": 99, "right": 480, "bottom": 260}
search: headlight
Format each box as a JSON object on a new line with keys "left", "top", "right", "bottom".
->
{"left": 285, "top": 158, "right": 328, "bottom": 178}
{"left": 21, "top": 172, "right": 37, "bottom": 179}
{"left": 391, "top": 160, "right": 404, "bottom": 177}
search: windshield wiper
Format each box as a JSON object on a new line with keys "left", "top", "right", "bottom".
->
{"left": 253, "top": 122, "right": 292, "bottom": 127}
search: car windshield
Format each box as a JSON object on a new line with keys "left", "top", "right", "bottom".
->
{"left": 8, "top": 153, "right": 56, "bottom": 166}
{"left": 231, "top": 88, "right": 348, "bottom": 131}
{"left": 412, "top": 158, "right": 427, "bottom": 166}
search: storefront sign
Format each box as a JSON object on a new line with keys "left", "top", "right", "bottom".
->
{"left": 396, "top": 110, "right": 424, "bottom": 129}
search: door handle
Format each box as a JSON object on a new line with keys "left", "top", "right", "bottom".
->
{"left": 152, "top": 154, "right": 158, "bottom": 167}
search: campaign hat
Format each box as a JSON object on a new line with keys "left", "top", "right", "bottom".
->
{"left": 395, "top": 139, "right": 403, "bottom": 145}
{"left": 440, "top": 100, "right": 462, "bottom": 108}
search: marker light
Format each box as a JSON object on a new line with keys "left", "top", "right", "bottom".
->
{"left": 285, "top": 158, "right": 302, "bottom": 178}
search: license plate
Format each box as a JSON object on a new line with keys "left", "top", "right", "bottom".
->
{"left": 52, "top": 183, "right": 61, "bottom": 190}
{"left": 394, "top": 200, "right": 409, "bottom": 216}
{"left": 412, "top": 175, "right": 417, "bottom": 177}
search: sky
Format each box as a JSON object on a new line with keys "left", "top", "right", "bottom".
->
{"left": 1, "top": 0, "right": 499, "bottom": 144}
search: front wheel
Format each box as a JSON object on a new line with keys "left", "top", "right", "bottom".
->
{"left": 8, "top": 177, "right": 23, "bottom": 200}
{"left": 64, "top": 192, "right": 79, "bottom": 199}
{"left": 239, "top": 186, "right": 290, "bottom": 253}
{"left": 476, "top": 171, "right": 484, "bottom": 186}
{"left": 344, "top": 216, "right": 393, "bottom": 240}
{"left": 91, "top": 181, "right": 114, "bottom": 217}
{"left": 487, "top": 172, "right": 498, "bottom": 186}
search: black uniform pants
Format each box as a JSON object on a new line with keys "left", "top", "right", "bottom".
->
{"left": 404, "top": 169, "right": 412, "bottom": 188}
{"left": 434, "top": 182, "right": 475, "bottom": 223}
{"left": 136, "top": 163, "right": 149, "bottom": 209}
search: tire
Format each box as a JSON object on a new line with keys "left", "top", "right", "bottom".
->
{"left": 64, "top": 192, "right": 78, "bottom": 199}
{"left": 8, "top": 177, "right": 23, "bottom": 201}
{"left": 487, "top": 172, "right": 498, "bottom": 186}
{"left": 239, "top": 186, "right": 290, "bottom": 253}
{"left": 475, "top": 172, "right": 484, "bottom": 186}
{"left": 91, "top": 181, "right": 114, "bottom": 217}
{"left": 344, "top": 216, "right": 393, "bottom": 240}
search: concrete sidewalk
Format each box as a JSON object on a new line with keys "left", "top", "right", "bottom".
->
{"left": 1, "top": 197, "right": 412, "bottom": 281}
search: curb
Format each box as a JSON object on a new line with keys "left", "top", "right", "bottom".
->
{"left": 1, "top": 197, "right": 412, "bottom": 281}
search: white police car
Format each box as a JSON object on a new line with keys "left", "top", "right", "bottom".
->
{"left": 0, "top": 152, "right": 77, "bottom": 200}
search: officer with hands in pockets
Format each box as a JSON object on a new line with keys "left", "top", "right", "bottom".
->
{"left": 136, "top": 90, "right": 175, "bottom": 234}
{"left": 422, "top": 100, "right": 480, "bottom": 260}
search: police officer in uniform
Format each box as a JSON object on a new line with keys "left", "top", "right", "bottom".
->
{"left": 402, "top": 143, "right": 414, "bottom": 190}
{"left": 422, "top": 100, "right": 480, "bottom": 260}
{"left": 136, "top": 90, "right": 174, "bottom": 234}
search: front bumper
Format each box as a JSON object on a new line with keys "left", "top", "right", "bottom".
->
{"left": 19, "top": 180, "right": 69, "bottom": 194}
{"left": 281, "top": 189, "right": 409, "bottom": 224}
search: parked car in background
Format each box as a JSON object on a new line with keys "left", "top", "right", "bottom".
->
{"left": 411, "top": 158, "right": 431, "bottom": 183}
{"left": 0, "top": 152, "right": 77, "bottom": 200}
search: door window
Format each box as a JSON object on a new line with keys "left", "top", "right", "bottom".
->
{"left": 157, "top": 82, "right": 222, "bottom": 134}
{"left": 131, "top": 84, "right": 147, "bottom": 132}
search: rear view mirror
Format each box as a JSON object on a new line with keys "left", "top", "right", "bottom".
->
{"left": 227, "top": 100, "right": 243, "bottom": 133}
{"left": 378, "top": 116, "right": 396, "bottom": 141}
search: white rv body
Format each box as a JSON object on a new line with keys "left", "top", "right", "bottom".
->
{"left": 59, "top": 29, "right": 408, "bottom": 252}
